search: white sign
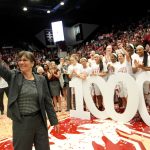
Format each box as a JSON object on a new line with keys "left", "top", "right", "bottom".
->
{"left": 51, "top": 21, "right": 64, "bottom": 43}
{"left": 69, "top": 72, "right": 150, "bottom": 126}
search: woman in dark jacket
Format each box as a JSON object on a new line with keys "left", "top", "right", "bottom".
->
{"left": 0, "top": 51, "right": 59, "bottom": 150}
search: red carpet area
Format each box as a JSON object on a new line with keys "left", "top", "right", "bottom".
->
{"left": 0, "top": 117, "right": 150, "bottom": 150}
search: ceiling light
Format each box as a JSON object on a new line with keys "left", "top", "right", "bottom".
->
{"left": 23, "top": 7, "right": 28, "bottom": 11}
{"left": 47, "top": 10, "right": 51, "bottom": 14}
{"left": 60, "top": 2, "right": 64, "bottom": 6}
{"left": 30, "top": 0, "right": 40, "bottom": 2}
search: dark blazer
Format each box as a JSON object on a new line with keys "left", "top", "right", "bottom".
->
{"left": 0, "top": 63, "right": 58, "bottom": 127}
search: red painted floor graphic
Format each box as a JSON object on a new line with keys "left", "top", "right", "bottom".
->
{"left": 0, "top": 117, "right": 150, "bottom": 150}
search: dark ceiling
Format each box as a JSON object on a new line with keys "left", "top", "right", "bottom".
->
{"left": 0, "top": 0, "right": 149, "bottom": 46}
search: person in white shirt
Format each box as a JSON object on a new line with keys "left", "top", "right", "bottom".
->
{"left": 80, "top": 57, "right": 92, "bottom": 79}
{"left": 68, "top": 54, "right": 83, "bottom": 109}
{"left": 88, "top": 50, "right": 96, "bottom": 67}
{"left": 126, "top": 43, "right": 139, "bottom": 74}
{"left": 134, "top": 45, "right": 150, "bottom": 107}
{"left": 68, "top": 55, "right": 83, "bottom": 79}
{"left": 90, "top": 54, "right": 108, "bottom": 110}
{"left": 114, "top": 46, "right": 132, "bottom": 109}
{"left": 133, "top": 45, "right": 150, "bottom": 75}
{"left": 107, "top": 53, "right": 118, "bottom": 75}
{"left": 80, "top": 57, "right": 92, "bottom": 110}
{"left": 107, "top": 53, "right": 119, "bottom": 105}
{"left": 103, "top": 45, "right": 113, "bottom": 65}
{"left": 0, "top": 77, "right": 8, "bottom": 115}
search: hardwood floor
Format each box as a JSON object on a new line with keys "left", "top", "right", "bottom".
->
{"left": 0, "top": 94, "right": 69, "bottom": 140}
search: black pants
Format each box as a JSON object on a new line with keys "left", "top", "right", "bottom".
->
{"left": 0, "top": 87, "right": 8, "bottom": 113}
{"left": 13, "top": 113, "right": 50, "bottom": 150}
{"left": 66, "top": 84, "right": 71, "bottom": 111}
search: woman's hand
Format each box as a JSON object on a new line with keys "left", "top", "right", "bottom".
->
{"left": 134, "top": 60, "right": 139, "bottom": 68}
{"left": 54, "top": 124, "right": 60, "bottom": 134}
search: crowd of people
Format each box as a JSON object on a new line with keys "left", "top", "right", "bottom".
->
{"left": 0, "top": 13, "right": 150, "bottom": 150}
{"left": 1, "top": 16, "right": 150, "bottom": 112}
{"left": 0, "top": 15, "right": 150, "bottom": 125}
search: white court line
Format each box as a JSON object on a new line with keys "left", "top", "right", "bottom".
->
{"left": 116, "top": 122, "right": 150, "bottom": 138}
{"left": 124, "top": 123, "right": 150, "bottom": 137}
{"left": 120, "top": 137, "right": 141, "bottom": 150}
{"left": 129, "top": 129, "right": 150, "bottom": 138}
{"left": 0, "top": 138, "right": 12, "bottom": 143}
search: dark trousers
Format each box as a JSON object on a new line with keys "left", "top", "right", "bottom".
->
{"left": 13, "top": 113, "right": 50, "bottom": 150}
{"left": 0, "top": 87, "right": 8, "bottom": 113}
{"left": 66, "top": 84, "right": 71, "bottom": 111}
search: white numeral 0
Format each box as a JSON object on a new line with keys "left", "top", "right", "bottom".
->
{"left": 70, "top": 72, "right": 150, "bottom": 126}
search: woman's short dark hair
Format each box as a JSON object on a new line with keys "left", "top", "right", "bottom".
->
{"left": 18, "top": 51, "right": 36, "bottom": 65}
